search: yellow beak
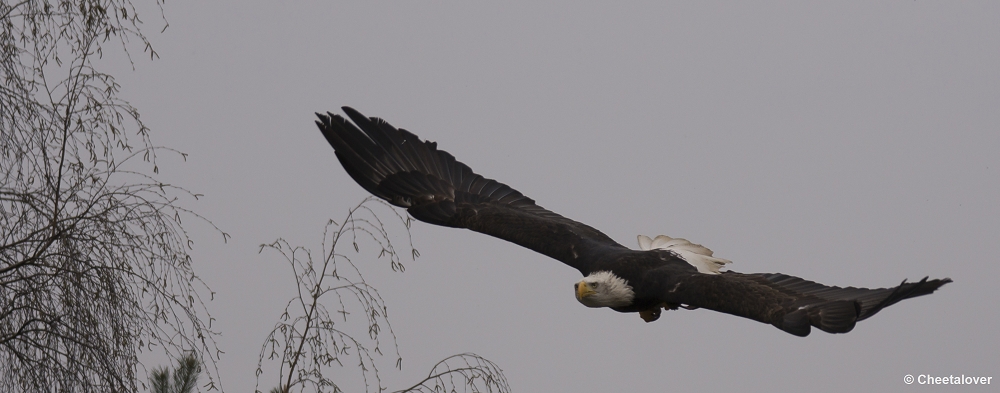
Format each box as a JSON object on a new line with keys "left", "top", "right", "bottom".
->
{"left": 575, "top": 281, "right": 596, "bottom": 301}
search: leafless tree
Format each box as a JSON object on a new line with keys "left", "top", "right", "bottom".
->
{"left": 1, "top": 1, "right": 222, "bottom": 392}
{"left": 257, "top": 198, "right": 510, "bottom": 393}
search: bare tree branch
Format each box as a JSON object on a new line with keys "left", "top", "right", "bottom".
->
{"left": 1, "top": 1, "right": 223, "bottom": 392}
{"left": 393, "top": 353, "right": 511, "bottom": 393}
{"left": 256, "top": 198, "right": 510, "bottom": 393}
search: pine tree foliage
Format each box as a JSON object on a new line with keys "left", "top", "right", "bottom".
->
{"left": 150, "top": 353, "right": 200, "bottom": 393}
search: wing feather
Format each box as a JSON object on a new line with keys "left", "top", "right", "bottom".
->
{"left": 664, "top": 272, "right": 951, "bottom": 336}
{"left": 316, "top": 108, "right": 625, "bottom": 273}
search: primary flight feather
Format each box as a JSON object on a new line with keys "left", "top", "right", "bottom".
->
{"left": 315, "top": 107, "right": 950, "bottom": 337}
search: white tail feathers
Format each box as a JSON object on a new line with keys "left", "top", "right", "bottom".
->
{"left": 637, "top": 235, "right": 732, "bottom": 274}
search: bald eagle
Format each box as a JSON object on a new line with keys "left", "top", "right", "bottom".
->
{"left": 315, "top": 107, "right": 951, "bottom": 337}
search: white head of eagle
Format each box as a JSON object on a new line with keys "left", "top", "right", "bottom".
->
{"left": 574, "top": 271, "right": 635, "bottom": 308}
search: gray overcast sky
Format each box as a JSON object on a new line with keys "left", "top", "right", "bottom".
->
{"left": 110, "top": 1, "right": 997, "bottom": 392}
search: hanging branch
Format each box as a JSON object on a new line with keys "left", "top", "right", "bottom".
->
{"left": 257, "top": 198, "right": 509, "bottom": 393}
{"left": 1, "top": 1, "right": 223, "bottom": 392}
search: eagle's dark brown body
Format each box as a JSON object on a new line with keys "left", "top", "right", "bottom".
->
{"left": 316, "top": 107, "right": 950, "bottom": 337}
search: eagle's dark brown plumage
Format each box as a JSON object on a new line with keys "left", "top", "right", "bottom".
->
{"left": 316, "top": 107, "right": 951, "bottom": 337}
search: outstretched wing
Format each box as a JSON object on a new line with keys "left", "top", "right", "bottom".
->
{"left": 663, "top": 271, "right": 951, "bottom": 336}
{"left": 316, "top": 107, "right": 626, "bottom": 274}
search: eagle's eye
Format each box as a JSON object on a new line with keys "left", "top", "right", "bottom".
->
{"left": 591, "top": 282, "right": 599, "bottom": 288}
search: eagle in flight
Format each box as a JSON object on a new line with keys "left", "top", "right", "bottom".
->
{"left": 315, "top": 107, "right": 950, "bottom": 337}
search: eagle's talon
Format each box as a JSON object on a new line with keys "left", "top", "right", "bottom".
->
{"left": 639, "top": 308, "right": 662, "bottom": 322}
